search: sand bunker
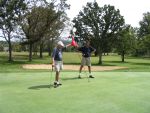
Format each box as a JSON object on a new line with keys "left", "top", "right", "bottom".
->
{"left": 22, "top": 64, "right": 127, "bottom": 71}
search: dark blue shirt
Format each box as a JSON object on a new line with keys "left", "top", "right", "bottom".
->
{"left": 78, "top": 46, "right": 95, "bottom": 57}
{"left": 52, "top": 47, "right": 63, "bottom": 61}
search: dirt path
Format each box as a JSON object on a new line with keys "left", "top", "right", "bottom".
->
{"left": 22, "top": 64, "right": 127, "bottom": 71}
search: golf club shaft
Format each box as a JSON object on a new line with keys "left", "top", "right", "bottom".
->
{"left": 50, "top": 66, "right": 54, "bottom": 88}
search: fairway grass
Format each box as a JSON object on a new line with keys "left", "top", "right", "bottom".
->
{"left": 0, "top": 72, "right": 150, "bottom": 113}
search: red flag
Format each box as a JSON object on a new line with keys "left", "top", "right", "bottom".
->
{"left": 71, "top": 36, "right": 78, "bottom": 47}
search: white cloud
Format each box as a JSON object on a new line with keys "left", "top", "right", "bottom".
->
{"left": 66, "top": 0, "right": 93, "bottom": 20}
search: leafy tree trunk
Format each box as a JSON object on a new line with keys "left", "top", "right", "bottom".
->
{"left": 98, "top": 47, "right": 102, "bottom": 64}
{"left": 29, "top": 43, "right": 33, "bottom": 62}
{"left": 147, "top": 49, "right": 150, "bottom": 57}
{"left": 8, "top": 34, "right": 13, "bottom": 62}
{"left": 98, "top": 53, "right": 102, "bottom": 64}
{"left": 48, "top": 39, "right": 54, "bottom": 56}
{"left": 121, "top": 50, "right": 125, "bottom": 62}
{"left": 48, "top": 47, "right": 51, "bottom": 56}
{"left": 0, "top": 0, "right": 27, "bottom": 61}
{"left": 48, "top": 40, "right": 51, "bottom": 56}
{"left": 40, "top": 42, "right": 43, "bottom": 58}
{"left": 135, "top": 49, "right": 138, "bottom": 57}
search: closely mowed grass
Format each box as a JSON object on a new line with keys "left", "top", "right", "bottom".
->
{"left": 0, "top": 52, "right": 150, "bottom": 72}
{"left": 0, "top": 72, "right": 150, "bottom": 113}
{"left": 0, "top": 52, "right": 150, "bottom": 113}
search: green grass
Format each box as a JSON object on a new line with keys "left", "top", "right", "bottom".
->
{"left": 0, "top": 72, "right": 150, "bottom": 113}
{"left": 0, "top": 52, "right": 150, "bottom": 113}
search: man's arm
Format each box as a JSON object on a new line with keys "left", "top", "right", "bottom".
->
{"left": 74, "top": 46, "right": 82, "bottom": 52}
{"left": 61, "top": 44, "right": 71, "bottom": 51}
{"left": 66, "top": 43, "right": 72, "bottom": 48}
{"left": 90, "top": 46, "right": 96, "bottom": 53}
{"left": 64, "top": 43, "right": 79, "bottom": 51}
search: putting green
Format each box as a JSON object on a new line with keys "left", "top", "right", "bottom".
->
{"left": 0, "top": 72, "right": 150, "bottom": 113}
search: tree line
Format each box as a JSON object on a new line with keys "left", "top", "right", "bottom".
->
{"left": 72, "top": 2, "right": 150, "bottom": 64}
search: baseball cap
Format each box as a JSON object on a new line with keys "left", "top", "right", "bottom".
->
{"left": 57, "top": 41, "right": 64, "bottom": 47}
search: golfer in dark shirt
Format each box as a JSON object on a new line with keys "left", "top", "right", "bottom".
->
{"left": 78, "top": 40, "right": 96, "bottom": 78}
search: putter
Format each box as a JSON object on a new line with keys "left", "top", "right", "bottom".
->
{"left": 50, "top": 65, "right": 54, "bottom": 88}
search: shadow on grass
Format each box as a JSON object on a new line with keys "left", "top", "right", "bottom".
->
{"left": 105, "top": 61, "right": 129, "bottom": 63}
{"left": 62, "top": 75, "right": 90, "bottom": 81}
{"left": 0, "top": 60, "right": 28, "bottom": 65}
{"left": 91, "top": 61, "right": 125, "bottom": 66}
{"left": 62, "top": 77, "right": 79, "bottom": 81}
{"left": 93, "top": 63, "right": 116, "bottom": 66}
{"left": 28, "top": 84, "right": 53, "bottom": 90}
{"left": 64, "top": 63, "right": 117, "bottom": 66}
{"left": 126, "top": 56, "right": 150, "bottom": 59}
{"left": 129, "top": 62, "right": 150, "bottom": 66}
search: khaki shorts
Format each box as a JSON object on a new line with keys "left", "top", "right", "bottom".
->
{"left": 54, "top": 61, "right": 63, "bottom": 72}
{"left": 81, "top": 57, "right": 91, "bottom": 66}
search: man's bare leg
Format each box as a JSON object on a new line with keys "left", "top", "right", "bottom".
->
{"left": 78, "top": 65, "right": 84, "bottom": 78}
{"left": 88, "top": 66, "right": 94, "bottom": 78}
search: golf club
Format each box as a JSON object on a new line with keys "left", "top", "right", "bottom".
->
{"left": 49, "top": 65, "right": 54, "bottom": 88}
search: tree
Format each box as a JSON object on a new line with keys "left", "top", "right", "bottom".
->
{"left": 136, "top": 34, "right": 150, "bottom": 57}
{"left": 139, "top": 12, "right": 150, "bottom": 36}
{"left": 0, "top": 44, "right": 4, "bottom": 51}
{"left": 73, "top": 2, "right": 124, "bottom": 64}
{"left": 12, "top": 42, "right": 22, "bottom": 52}
{"left": 0, "top": 0, "right": 26, "bottom": 61}
{"left": 39, "top": 12, "right": 68, "bottom": 58}
{"left": 20, "top": 0, "right": 69, "bottom": 61}
{"left": 116, "top": 25, "right": 136, "bottom": 62}
{"left": 138, "top": 12, "right": 150, "bottom": 56}
{"left": 21, "top": 6, "right": 60, "bottom": 61}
